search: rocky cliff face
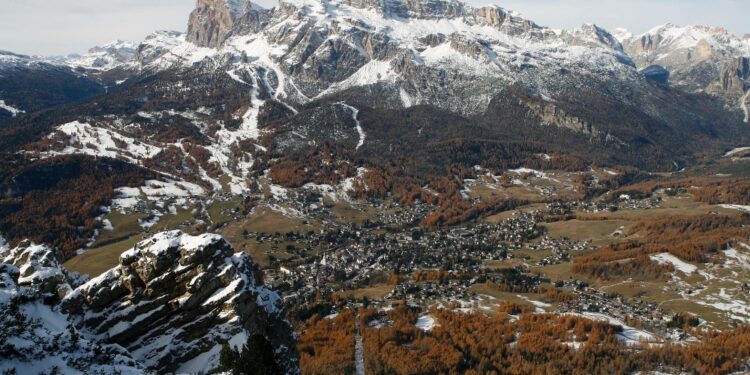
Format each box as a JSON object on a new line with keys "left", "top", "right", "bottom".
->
{"left": 64, "top": 230, "right": 298, "bottom": 374}
{"left": 0, "top": 232, "right": 298, "bottom": 374}
{"left": 187, "top": 0, "right": 268, "bottom": 47}
{"left": 718, "top": 56, "right": 750, "bottom": 93}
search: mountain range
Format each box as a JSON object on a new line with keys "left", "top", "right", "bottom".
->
{"left": 2, "top": 0, "right": 749, "bottom": 184}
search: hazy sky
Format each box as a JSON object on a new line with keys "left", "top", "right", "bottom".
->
{"left": 1, "top": 0, "right": 748, "bottom": 56}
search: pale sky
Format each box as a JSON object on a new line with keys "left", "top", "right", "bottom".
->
{"left": 1, "top": 0, "right": 748, "bottom": 56}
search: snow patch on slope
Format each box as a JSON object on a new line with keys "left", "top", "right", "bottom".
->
{"left": 415, "top": 314, "right": 438, "bottom": 331}
{"left": 0, "top": 235, "right": 9, "bottom": 253}
{"left": 569, "top": 312, "right": 656, "bottom": 345}
{"left": 723, "top": 246, "right": 750, "bottom": 269}
{"left": 51, "top": 121, "right": 162, "bottom": 162}
{"left": 0, "top": 100, "right": 24, "bottom": 117}
{"left": 339, "top": 103, "right": 366, "bottom": 150}
{"left": 695, "top": 287, "right": 750, "bottom": 324}
{"left": 720, "top": 204, "right": 750, "bottom": 213}
{"left": 724, "top": 147, "right": 750, "bottom": 157}
{"left": 120, "top": 230, "right": 221, "bottom": 259}
{"left": 420, "top": 43, "right": 495, "bottom": 73}
{"left": 650, "top": 253, "right": 697, "bottom": 274}
{"left": 317, "top": 59, "right": 396, "bottom": 97}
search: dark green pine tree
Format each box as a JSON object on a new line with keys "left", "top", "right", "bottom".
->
{"left": 219, "top": 333, "right": 282, "bottom": 375}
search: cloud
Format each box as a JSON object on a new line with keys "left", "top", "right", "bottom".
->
{"left": 0, "top": 0, "right": 747, "bottom": 56}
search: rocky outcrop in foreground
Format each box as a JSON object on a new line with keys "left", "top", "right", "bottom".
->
{"left": 0, "top": 231, "right": 299, "bottom": 374}
{"left": 0, "top": 239, "right": 143, "bottom": 374}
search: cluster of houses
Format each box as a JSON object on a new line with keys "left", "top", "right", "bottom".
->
{"left": 575, "top": 195, "right": 662, "bottom": 213}
{"left": 530, "top": 236, "right": 593, "bottom": 265}
{"left": 263, "top": 208, "right": 555, "bottom": 307}
{"left": 557, "top": 280, "right": 688, "bottom": 342}
{"left": 252, "top": 185, "right": 687, "bottom": 343}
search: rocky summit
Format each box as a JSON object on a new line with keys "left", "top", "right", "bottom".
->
{"left": 0, "top": 231, "right": 298, "bottom": 374}
{"left": 188, "top": 0, "right": 255, "bottom": 48}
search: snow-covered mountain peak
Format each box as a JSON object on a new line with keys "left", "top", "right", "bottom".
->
{"left": 285, "top": 0, "right": 470, "bottom": 19}
{"left": 277, "top": 0, "right": 548, "bottom": 36}
{"left": 133, "top": 30, "right": 186, "bottom": 67}
{"left": 562, "top": 23, "right": 627, "bottom": 52}
{"left": 86, "top": 39, "right": 138, "bottom": 54}
{"left": 139, "top": 30, "right": 185, "bottom": 50}
{"left": 0, "top": 50, "right": 29, "bottom": 65}
{"left": 616, "top": 22, "right": 750, "bottom": 106}
{"left": 633, "top": 23, "right": 750, "bottom": 53}
{"left": 611, "top": 27, "right": 633, "bottom": 42}
{"left": 52, "top": 39, "right": 139, "bottom": 70}
{"left": 125, "top": 0, "right": 640, "bottom": 120}
{"left": 620, "top": 23, "right": 750, "bottom": 73}
{"left": 618, "top": 23, "right": 750, "bottom": 79}
{"left": 178, "top": 0, "right": 641, "bottom": 62}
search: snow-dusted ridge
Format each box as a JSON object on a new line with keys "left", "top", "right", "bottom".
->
{"left": 0, "top": 239, "right": 144, "bottom": 374}
{"left": 59, "top": 40, "right": 138, "bottom": 71}
{"left": 621, "top": 23, "right": 750, "bottom": 53}
{"left": 617, "top": 22, "right": 750, "bottom": 117}
{"left": 1, "top": 231, "right": 298, "bottom": 374}
{"left": 140, "top": 0, "right": 638, "bottom": 115}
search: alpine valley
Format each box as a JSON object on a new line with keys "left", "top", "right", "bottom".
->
{"left": 3, "top": 0, "right": 750, "bottom": 374}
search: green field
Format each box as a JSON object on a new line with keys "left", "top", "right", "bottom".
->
{"left": 543, "top": 219, "right": 629, "bottom": 246}
{"left": 64, "top": 235, "right": 142, "bottom": 277}
{"left": 95, "top": 211, "right": 147, "bottom": 246}
{"left": 207, "top": 196, "right": 244, "bottom": 228}
{"left": 340, "top": 284, "right": 395, "bottom": 300}
{"left": 219, "top": 206, "right": 321, "bottom": 267}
